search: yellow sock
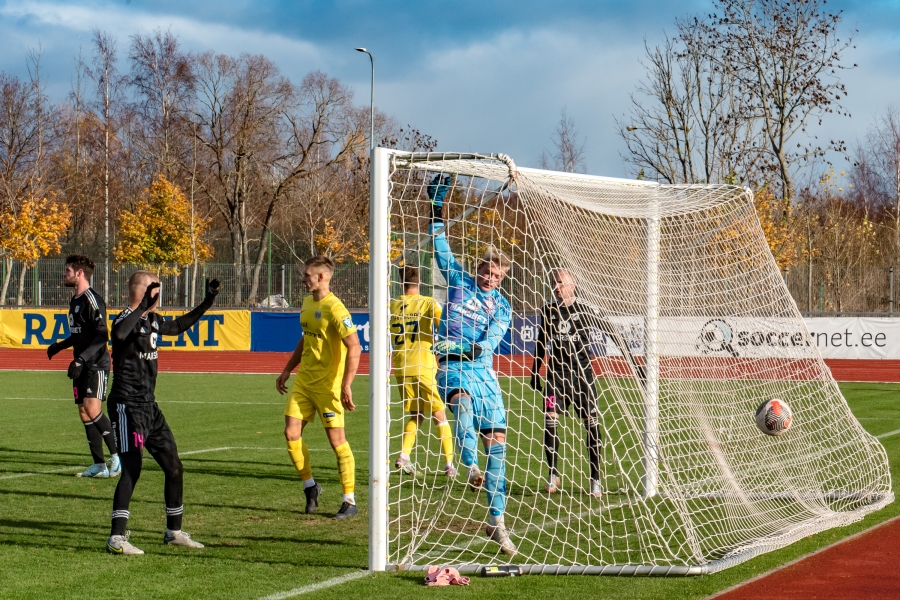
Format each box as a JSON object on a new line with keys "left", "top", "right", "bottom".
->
{"left": 401, "top": 418, "right": 418, "bottom": 457}
{"left": 287, "top": 438, "right": 312, "bottom": 481}
{"left": 437, "top": 421, "right": 454, "bottom": 464}
{"left": 334, "top": 441, "right": 355, "bottom": 495}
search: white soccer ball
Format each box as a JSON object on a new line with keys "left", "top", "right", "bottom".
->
{"left": 755, "top": 398, "right": 793, "bottom": 436}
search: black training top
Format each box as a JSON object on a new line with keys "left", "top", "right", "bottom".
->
{"left": 108, "top": 297, "right": 213, "bottom": 403}
{"left": 535, "top": 299, "right": 606, "bottom": 377}
{"left": 66, "top": 288, "right": 110, "bottom": 370}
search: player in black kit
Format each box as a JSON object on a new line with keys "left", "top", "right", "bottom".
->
{"left": 529, "top": 269, "right": 645, "bottom": 496}
{"left": 105, "top": 270, "right": 219, "bottom": 555}
{"left": 47, "top": 255, "right": 120, "bottom": 478}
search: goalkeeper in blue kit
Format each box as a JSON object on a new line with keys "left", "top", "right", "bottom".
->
{"left": 426, "top": 175, "right": 516, "bottom": 555}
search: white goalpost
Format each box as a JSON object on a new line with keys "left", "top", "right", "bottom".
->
{"left": 367, "top": 148, "right": 893, "bottom": 575}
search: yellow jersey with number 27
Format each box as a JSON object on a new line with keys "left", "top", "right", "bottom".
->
{"left": 389, "top": 294, "right": 442, "bottom": 378}
{"left": 295, "top": 292, "right": 357, "bottom": 394}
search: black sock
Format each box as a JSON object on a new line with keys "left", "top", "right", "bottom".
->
{"left": 544, "top": 415, "right": 560, "bottom": 477}
{"left": 585, "top": 417, "right": 603, "bottom": 482}
{"left": 151, "top": 449, "right": 185, "bottom": 531}
{"left": 111, "top": 451, "right": 143, "bottom": 536}
{"left": 83, "top": 419, "right": 105, "bottom": 464}
{"left": 92, "top": 412, "right": 118, "bottom": 456}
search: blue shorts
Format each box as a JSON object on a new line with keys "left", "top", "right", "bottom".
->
{"left": 438, "top": 363, "right": 506, "bottom": 432}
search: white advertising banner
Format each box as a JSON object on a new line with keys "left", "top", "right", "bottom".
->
{"left": 555, "top": 316, "right": 900, "bottom": 360}
{"left": 803, "top": 318, "right": 898, "bottom": 359}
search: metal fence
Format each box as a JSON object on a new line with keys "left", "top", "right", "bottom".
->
{"left": 0, "top": 260, "right": 369, "bottom": 310}
{"left": 0, "top": 258, "right": 896, "bottom": 315}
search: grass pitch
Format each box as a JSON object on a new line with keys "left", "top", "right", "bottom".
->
{"left": 0, "top": 372, "right": 897, "bottom": 599}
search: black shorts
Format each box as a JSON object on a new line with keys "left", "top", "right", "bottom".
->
{"left": 73, "top": 368, "right": 109, "bottom": 404}
{"left": 545, "top": 369, "right": 599, "bottom": 420}
{"left": 110, "top": 401, "right": 177, "bottom": 454}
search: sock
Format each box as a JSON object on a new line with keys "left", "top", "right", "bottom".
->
{"left": 83, "top": 419, "right": 105, "bottom": 465}
{"left": 451, "top": 396, "right": 478, "bottom": 467}
{"left": 585, "top": 416, "right": 603, "bottom": 482}
{"left": 92, "top": 412, "right": 119, "bottom": 455}
{"left": 166, "top": 505, "right": 184, "bottom": 531}
{"left": 110, "top": 451, "right": 142, "bottom": 536}
{"left": 111, "top": 510, "right": 130, "bottom": 536}
{"left": 287, "top": 439, "right": 312, "bottom": 480}
{"left": 436, "top": 420, "right": 454, "bottom": 465}
{"left": 401, "top": 418, "right": 418, "bottom": 457}
{"left": 343, "top": 493, "right": 356, "bottom": 505}
{"left": 544, "top": 414, "right": 560, "bottom": 477}
{"left": 334, "top": 441, "right": 355, "bottom": 495}
{"left": 303, "top": 478, "right": 317, "bottom": 489}
{"left": 485, "top": 443, "right": 507, "bottom": 517}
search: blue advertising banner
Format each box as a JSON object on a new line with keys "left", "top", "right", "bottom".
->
{"left": 251, "top": 312, "right": 371, "bottom": 352}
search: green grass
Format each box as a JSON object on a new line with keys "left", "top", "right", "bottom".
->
{"left": 0, "top": 372, "right": 897, "bottom": 599}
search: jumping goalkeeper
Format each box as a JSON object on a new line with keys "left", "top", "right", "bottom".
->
{"left": 426, "top": 174, "right": 516, "bottom": 556}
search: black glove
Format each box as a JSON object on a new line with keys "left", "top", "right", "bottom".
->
{"left": 635, "top": 364, "right": 647, "bottom": 390}
{"left": 140, "top": 282, "right": 161, "bottom": 310}
{"left": 47, "top": 342, "right": 62, "bottom": 360}
{"left": 205, "top": 278, "right": 220, "bottom": 301}
{"left": 529, "top": 372, "right": 543, "bottom": 392}
{"left": 67, "top": 358, "right": 84, "bottom": 380}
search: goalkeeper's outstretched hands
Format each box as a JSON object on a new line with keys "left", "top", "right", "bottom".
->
{"left": 427, "top": 175, "right": 451, "bottom": 222}
{"left": 433, "top": 339, "right": 481, "bottom": 361}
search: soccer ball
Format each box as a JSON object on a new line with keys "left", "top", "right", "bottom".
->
{"left": 755, "top": 399, "right": 793, "bottom": 436}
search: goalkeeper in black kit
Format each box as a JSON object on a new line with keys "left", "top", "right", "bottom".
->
{"left": 529, "top": 269, "right": 645, "bottom": 497}
{"left": 104, "top": 271, "right": 219, "bottom": 555}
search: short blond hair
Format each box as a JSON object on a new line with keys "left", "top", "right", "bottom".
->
{"left": 480, "top": 246, "right": 510, "bottom": 272}
{"left": 128, "top": 270, "right": 159, "bottom": 303}
{"left": 305, "top": 255, "right": 335, "bottom": 274}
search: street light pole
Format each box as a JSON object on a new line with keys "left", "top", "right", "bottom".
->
{"left": 356, "top": 47, "right": 374, "bottom": 150}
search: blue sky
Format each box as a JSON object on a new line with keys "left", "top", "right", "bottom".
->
{"left": 1, "top": 0, "right": 899, "bottom": 177}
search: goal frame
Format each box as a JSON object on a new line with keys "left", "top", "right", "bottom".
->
{"left": 367, "top": 147, "right": 893, "bottom": 576}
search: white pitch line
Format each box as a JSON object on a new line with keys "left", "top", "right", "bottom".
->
{"left": 876, "top": 428, "right": 900, "bottom": 439}
{"left": 257, "top": 570, "right": 369, "bottom": 600}
{"left": 0, "top": 465, "right": 84, "bottom": 480}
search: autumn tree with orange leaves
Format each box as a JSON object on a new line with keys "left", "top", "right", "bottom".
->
{"left": 114, "top": 175, "right": 212, "bottom": 274}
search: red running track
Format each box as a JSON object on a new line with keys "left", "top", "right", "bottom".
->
{"left": 711, "top": 516, "right": 900, "bottom": 600}
{"left": 2, "top": 349, "right": 900, "bottom": 382}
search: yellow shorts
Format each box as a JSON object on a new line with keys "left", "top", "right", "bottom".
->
{"left": 398, "top": 376, "right": 445, "bottom": 414}
{"left": 284, "top": 385, "right": 344, "bottom": 428}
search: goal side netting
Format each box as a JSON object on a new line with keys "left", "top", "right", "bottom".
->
{"left": 367, "top": 150, "right": 892, "bottom": 575}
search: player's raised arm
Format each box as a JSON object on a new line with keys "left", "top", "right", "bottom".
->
{"left": 157, "top": 279, "right": 219, "bottom": 336}
{"left": 426, "top": 175, "right": 466, "bottom": 288}
{"left": 111, "top": 282, "right": 160, "bottom": 343}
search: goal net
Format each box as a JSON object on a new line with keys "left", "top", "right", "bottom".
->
{"left": 367, "top": 150, "right": 893, "bottom": 575}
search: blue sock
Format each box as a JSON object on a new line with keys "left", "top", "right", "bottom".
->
{"left": 485, "top": 443, "right": 506, "bottom": 517}
{"left": 451, "top": 396, "right": 479, "bottom": 467}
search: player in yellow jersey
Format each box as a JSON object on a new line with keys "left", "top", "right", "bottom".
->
{"left": 391, "top": 265, "right": 456, "bottom": 478}
{"left": 276, "top": 256, "right": 362, "bottom": 519}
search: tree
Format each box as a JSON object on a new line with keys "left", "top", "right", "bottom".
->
{"left": 618, "top": 24, "right": 760, "bottom": 184}
{"left": 114, "top": 174, "right": 212, "bottom": 273}
{"left": 540, "top": 108, "right": 586, "bottom": 173}
{"left": 700, "top": 0, "right": 855, "bottom": 199}
{"left": 0, "top": 192, "right": 70, "bottom": 305}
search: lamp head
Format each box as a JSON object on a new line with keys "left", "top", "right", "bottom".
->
{"left": 355, "top": 47, "right": 367, "bottom": 53}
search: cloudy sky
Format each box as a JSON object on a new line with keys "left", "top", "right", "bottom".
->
{"left": 1, "top": 0, "right": 899, "bottom": 177}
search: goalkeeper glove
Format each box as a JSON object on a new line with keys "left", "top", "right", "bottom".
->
{"left": 529, "top": 372, "right": 543, "bottom": 393}
{"left": 427, "top": 175, "right": 451, "bottom": 222}
{"left": 67, "top": 358, "right": 84, "bottom": 380}
{"left": 433, "top": 340, "right": 482, "bottom": 360}
{"left": 47, "top": 342, "right": 62, "bottom": 360}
